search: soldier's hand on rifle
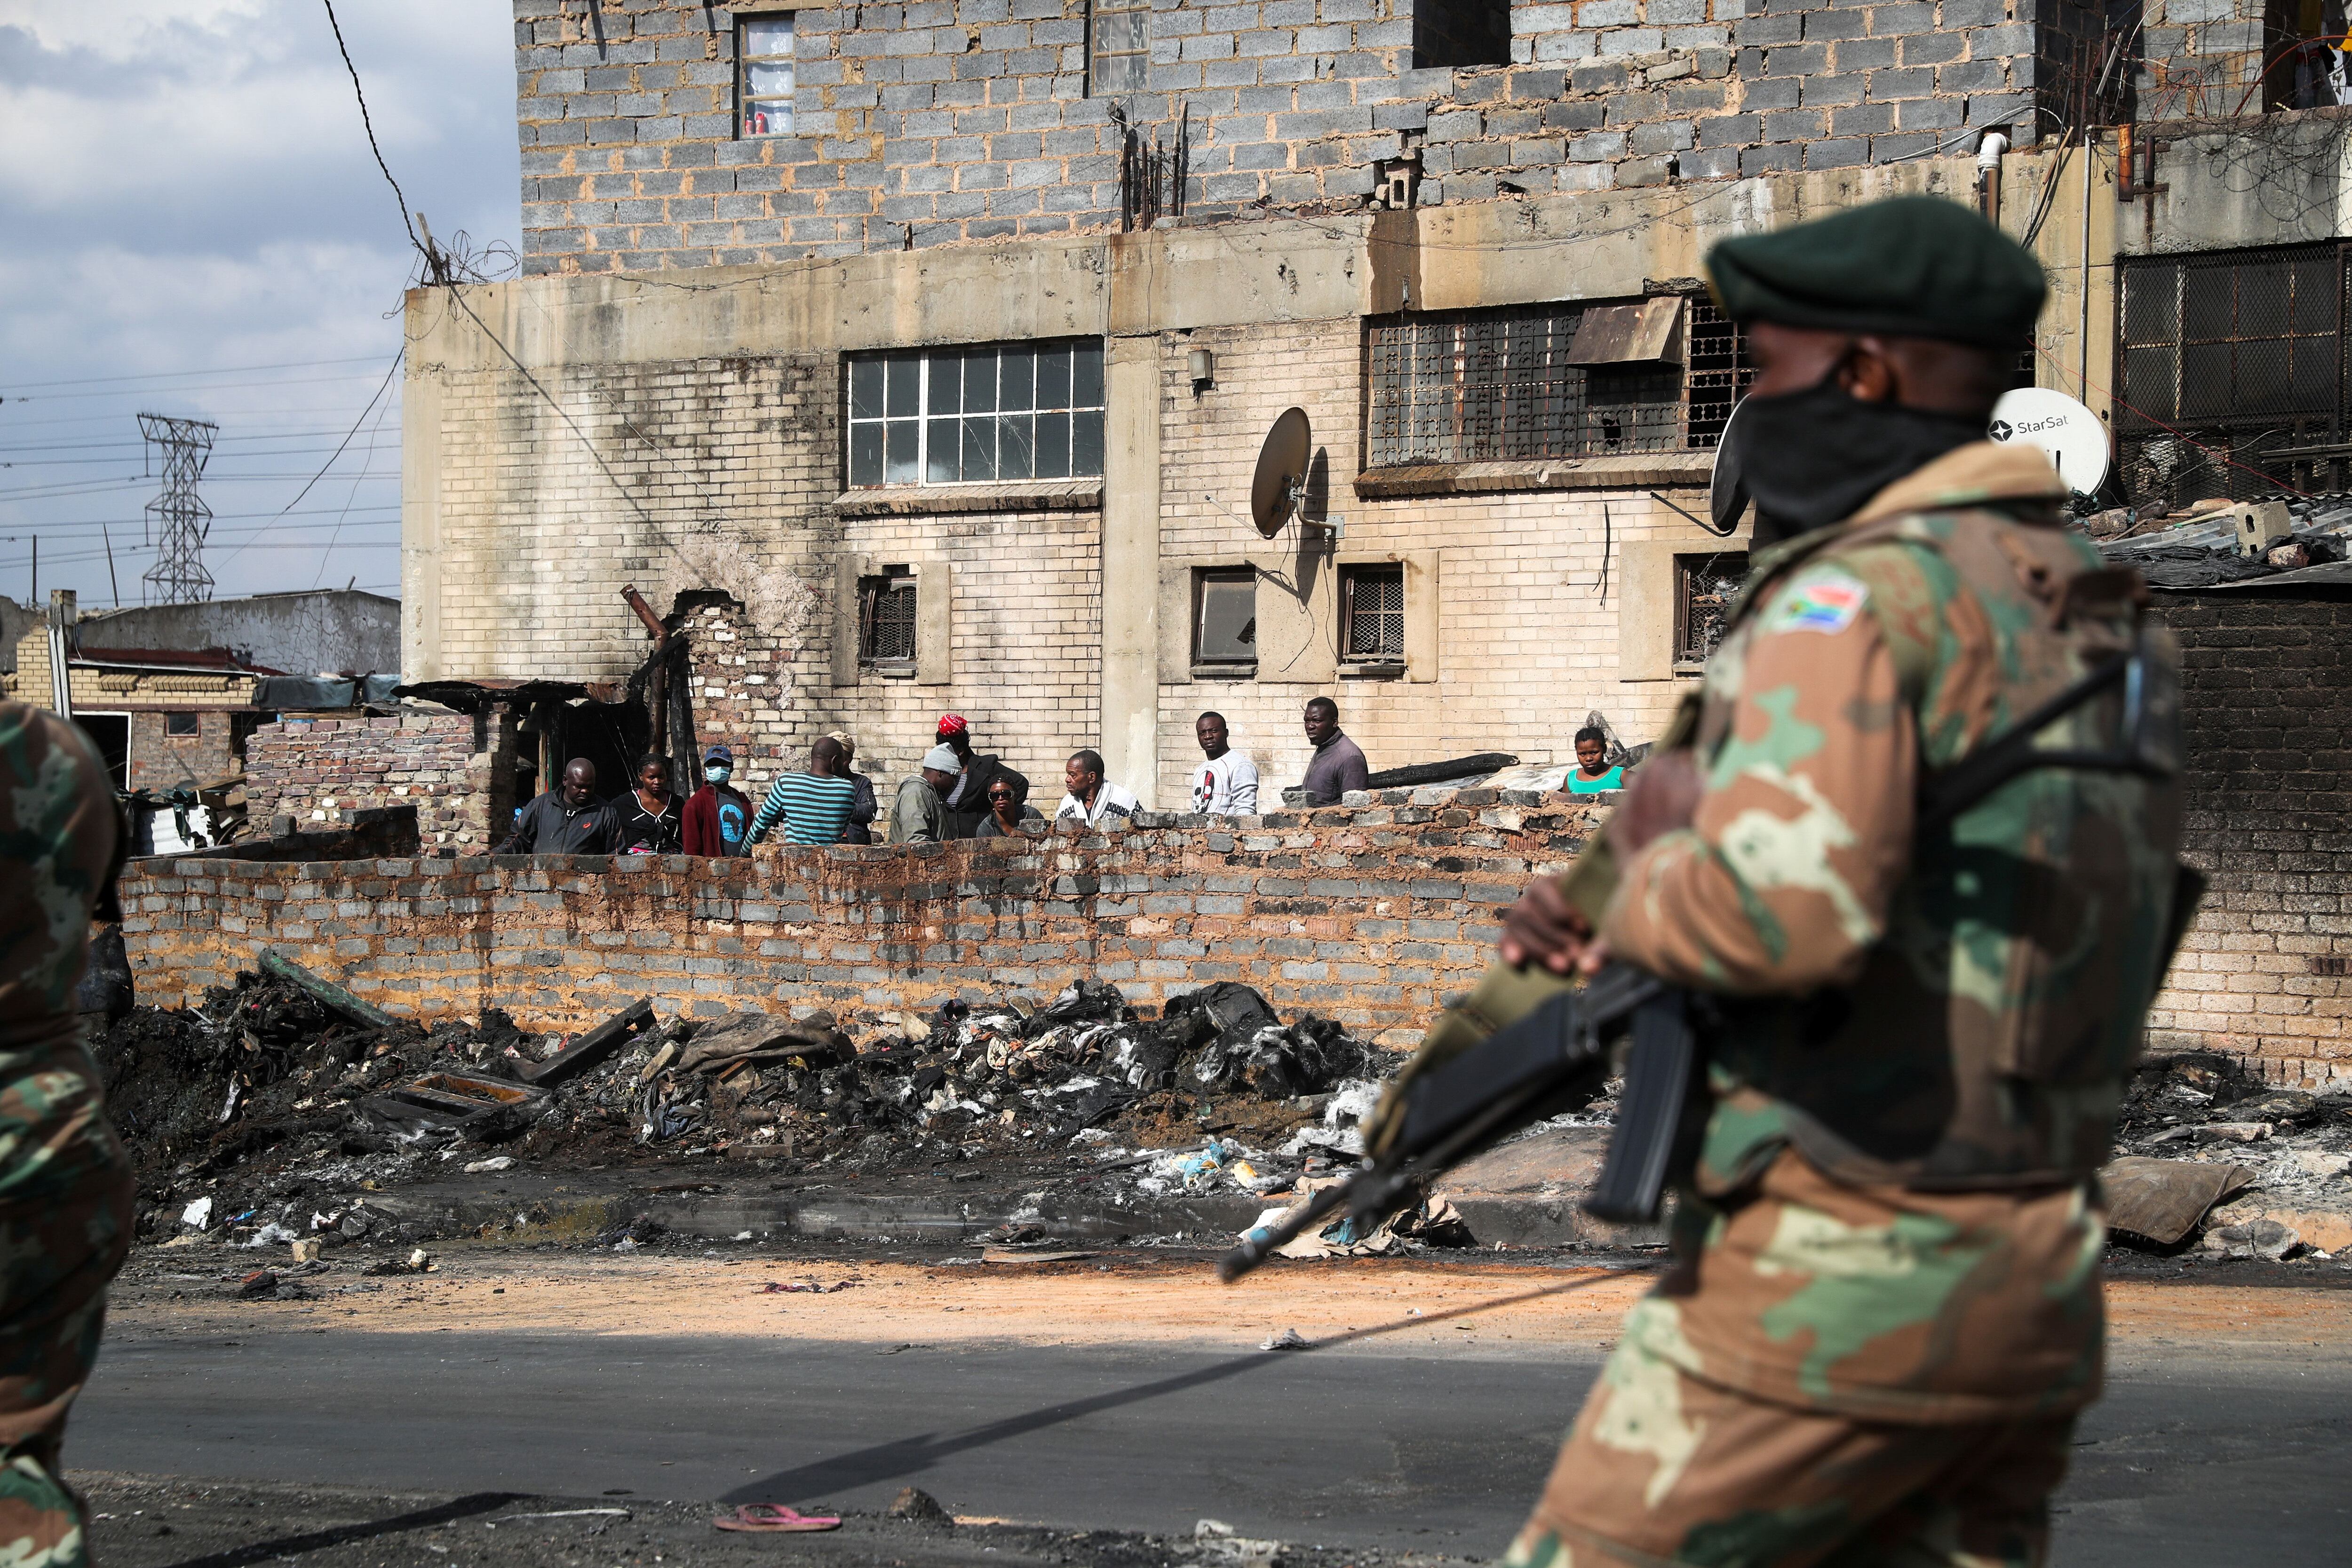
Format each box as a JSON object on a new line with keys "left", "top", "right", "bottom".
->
{"left": 1612, "top": 748, "right": 1704, "bottom": 853}
{"left": 1499, "top": 877, "right": 1601, "bottom": 976}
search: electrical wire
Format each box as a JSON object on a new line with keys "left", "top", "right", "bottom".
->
{"left": 322, "top": 0, "right": 422, "bottom": 259}
{"left": 0, "top": 355, "right": 389, "bottom": 394}
{"left": 266, "top": 350, "right": 403, "bottom": 521}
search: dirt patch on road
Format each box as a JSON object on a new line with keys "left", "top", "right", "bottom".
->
{"left": 104, "top": 1247, "right": 2352, "bottom": 1361}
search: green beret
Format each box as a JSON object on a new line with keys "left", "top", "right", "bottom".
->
{"left": 1705, "top": 194, "right": 2045, "bottom": 347}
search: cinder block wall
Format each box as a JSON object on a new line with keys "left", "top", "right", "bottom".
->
{"left": 243, "top": 712, "right": 523, "bottom": 857}
{"left": 513, "top": 0, "right": 2057, "bottom": 271}
{"left": 118, "top": 791, "right": 1603, "bottom": 1039}
{"left": 2146, "top": 590, "right": 2352, "bottom": 1087}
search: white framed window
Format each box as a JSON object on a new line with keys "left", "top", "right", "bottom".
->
{"left": 737, "top": 13, "right": 795, "bottom": 138}
{"left": 845, "top": 341, "right": 1107, "bottom": 487}
{"left": 1089, "top": 0, "right": 1149, "bottom": 95}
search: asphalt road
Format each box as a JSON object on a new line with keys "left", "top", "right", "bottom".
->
{"left": 73, "top": 1328, "right": 2352, "bottom": 1564}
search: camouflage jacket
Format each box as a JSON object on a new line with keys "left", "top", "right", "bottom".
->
{"left": 0, "top": 701, "right": 121, "bottom": 1061}
{"left": 1602, "top": 442, "right": 2185, "bottom": 1192}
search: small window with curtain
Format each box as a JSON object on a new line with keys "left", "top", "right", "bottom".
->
{"left": 1193, "top": 569, "right": 1257, "bottom": 670}
{"left": 1339, "top": 564, "right": 1405, "bottom": 666}
{"left": 737, "top": 13, "right": 795, "bottom": 138}
{"left": 858, "top": 566, "right": 917, "bottom": 672}
{"left": 845, "top": 341, "right": 1107, "bottom": 486}
{"left": 1089, "top": 0, "right": 1150, "bottom": 95}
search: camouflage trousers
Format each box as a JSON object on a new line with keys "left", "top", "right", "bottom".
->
{"left": 1504, "top": 1149, "right": 2103, "bottom": 1568}
{"left": 1504, "top": 1346, "right": 2076, "bottom": 1568}
{"left": 0, "top": 1045, "right": 134, "bottom": 1568}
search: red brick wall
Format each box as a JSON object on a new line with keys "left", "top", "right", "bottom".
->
{"left": 117, "top": 791, "right": 1603, "bottom": 1043}
{"left": 127, "top": 709, "right": 244, "bottom": 794}
{"left": 243, "top": 710, "right": 523, "bottom": 857}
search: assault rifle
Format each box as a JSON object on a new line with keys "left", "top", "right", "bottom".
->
{"left": 1217, "top": 963, "right": 1692, "bottom": 1281}
{"left": 1218, "top": 626, "right": 2194, "bottom": 1286}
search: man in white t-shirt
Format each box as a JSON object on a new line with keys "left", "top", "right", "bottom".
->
{"left": 1189, "top": 711, "right": 1259, "bottom": 816}
{"left": 1054, "top": 748, "right": 1140, "bottom": 828}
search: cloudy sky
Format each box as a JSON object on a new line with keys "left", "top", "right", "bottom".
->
{"left": 0, "top": 0, "right": 518, "bottom": 613}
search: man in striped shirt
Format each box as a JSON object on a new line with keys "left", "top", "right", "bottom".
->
{"left": 749, "top": 736, "right": 859, "bottom": 846}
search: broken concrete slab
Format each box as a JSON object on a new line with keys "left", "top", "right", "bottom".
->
{"left": 2204, "top": 1195, "right": 2352, "bottom": 1255}
{"left": 1434, "top": 1125, "right": 1669, "bottom": 1249}
{"left": 2102, "top": 1156, "right": 2257, "bottom": 1247}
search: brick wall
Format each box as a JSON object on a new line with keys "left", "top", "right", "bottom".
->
{"left": 118, "top": 790, "right": 1605, "bottom": 1043}
{"left": 514, "top": 0, "right": 2054, "bottom": 272}
{"left": 126, "top": 709, "right": 244, "bottom": 795}
{"left": 244, "top": 711, "right": 524, "bottom": 857}
{"left": 1152, "top": 314, "right": 1724, "bottom": 797}
{"left": 2145, "top": 590, "right": 2352, "bottom": 1087}
{"left": 423, "top": 320, "right": 1735, "bottom": 811}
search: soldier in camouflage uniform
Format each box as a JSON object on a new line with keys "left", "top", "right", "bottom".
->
{"left": 1484, "top": 199, "right": 2187, "bottom": 1566}
{"left": 0, "top": 700, "right": 135, "bottom": 1568}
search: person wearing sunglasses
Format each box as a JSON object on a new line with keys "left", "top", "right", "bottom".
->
{"left": 975, "top": 777, "right": 1041, "bottom": 838}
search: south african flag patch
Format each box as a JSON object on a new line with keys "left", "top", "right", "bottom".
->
{"left": 1768, "top": 569, "right": 1869, "bottom": 635}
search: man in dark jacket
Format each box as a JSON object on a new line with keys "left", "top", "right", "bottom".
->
{"left": 498, "top": 758, "right": 621, "bottom": 854}
{"left": 934, "top": 713, "right": 1029, "bottom": 839}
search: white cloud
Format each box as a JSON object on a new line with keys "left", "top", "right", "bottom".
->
{"left": 0, "top": 0, "right": 517, "bottom": 607}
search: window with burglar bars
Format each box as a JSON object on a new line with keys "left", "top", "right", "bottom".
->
{"left": 1340, "top": 564, "right": 1406, "bottom": 664}
{"left": 1364, "top": 297, "right": 1753, "bottom": 467}
{"left": 846, "top": 341, "right": 1106, "bottom": 486}
{"left": 736, "top": 14, "right": 795, "bottom": 137}
{"left": 858, "top": 568, "right": 917, "bottom": 669}
{"left": 1675, "top": 552, "right": 1749, "bottom": 668}
{"left": 2115, "top": 242, "right": 2350, "bottom": 507}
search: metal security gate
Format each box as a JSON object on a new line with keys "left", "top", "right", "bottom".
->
{"left": 2115, "top": 241, "right": 2350, "bottom": 507}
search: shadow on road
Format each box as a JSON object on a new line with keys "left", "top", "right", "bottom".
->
{"left": 728, "top": 1269, "right": 1641, "bottom": 1504}
{"left": 152, "top": 1490, "right": 524, "bottom": 1568}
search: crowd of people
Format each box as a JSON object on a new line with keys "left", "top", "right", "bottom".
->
{"left": 496, "top": 696, "right": 1629, "bottom": 856}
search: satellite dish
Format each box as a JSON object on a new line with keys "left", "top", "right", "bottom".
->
{"left": 1987, "top": 387, "right": 2111, "bottom": 497}
{"left": 1251, "top": 407, "right": 1312, "bottom": 539}
{"left": 1707, "top": 399, "right": 1750, "bottom": 535}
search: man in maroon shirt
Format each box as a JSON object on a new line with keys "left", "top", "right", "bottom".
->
{"left": 682, "top": 744, "right": 753, "bottom": 856}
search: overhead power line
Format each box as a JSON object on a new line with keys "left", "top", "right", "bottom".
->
{"left": 0, "top": 354, "right": 390, "bottom": 395}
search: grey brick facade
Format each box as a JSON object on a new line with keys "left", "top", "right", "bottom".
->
{"left": 514, "top": 0, "right": 2102, "bottom": 273}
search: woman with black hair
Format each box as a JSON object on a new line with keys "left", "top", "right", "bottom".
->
{"left": 614, "top": 753, "right": 684, "bottom": 854}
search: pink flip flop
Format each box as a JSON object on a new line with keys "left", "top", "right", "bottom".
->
{"left": 713, "top": 1504, "right": 842, "bottom": 1533}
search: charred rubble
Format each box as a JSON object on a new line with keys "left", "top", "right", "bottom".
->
{"left": 91, "top": 969, "right": 1382, "bottom": 1250}
{"left": 2107, "top": 1051, "right": 2352, "bottom": 1260}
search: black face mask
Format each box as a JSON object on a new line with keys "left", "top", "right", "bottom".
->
{"left": 1731, "top": 378, "right": 1986, "bottom": 550}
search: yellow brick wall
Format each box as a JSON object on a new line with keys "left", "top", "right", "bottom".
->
{"left": 1152, "top": 318, "right": 1713, "bottom": 803}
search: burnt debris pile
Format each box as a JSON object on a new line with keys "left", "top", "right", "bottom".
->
{"left": 2106, "top": 1052, "right": 2352, "bottom": 1260}
{"left": 92, "top": 969, "right": 1378, "bottom": 1247}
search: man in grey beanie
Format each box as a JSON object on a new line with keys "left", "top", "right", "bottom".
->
{"left": 887, "top": 745, "right": 959, "bottom": 844}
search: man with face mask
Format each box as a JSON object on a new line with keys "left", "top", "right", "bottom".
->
{"left": 682, "top": 743, "right": 753, "bottom": 856}
{"left": 1450, "top": 197, "right": 2186, "bottom": 1568}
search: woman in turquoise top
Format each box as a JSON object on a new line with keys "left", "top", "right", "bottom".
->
{"left": 1565, "top": 725, "right": 1624, "bottom": 793}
